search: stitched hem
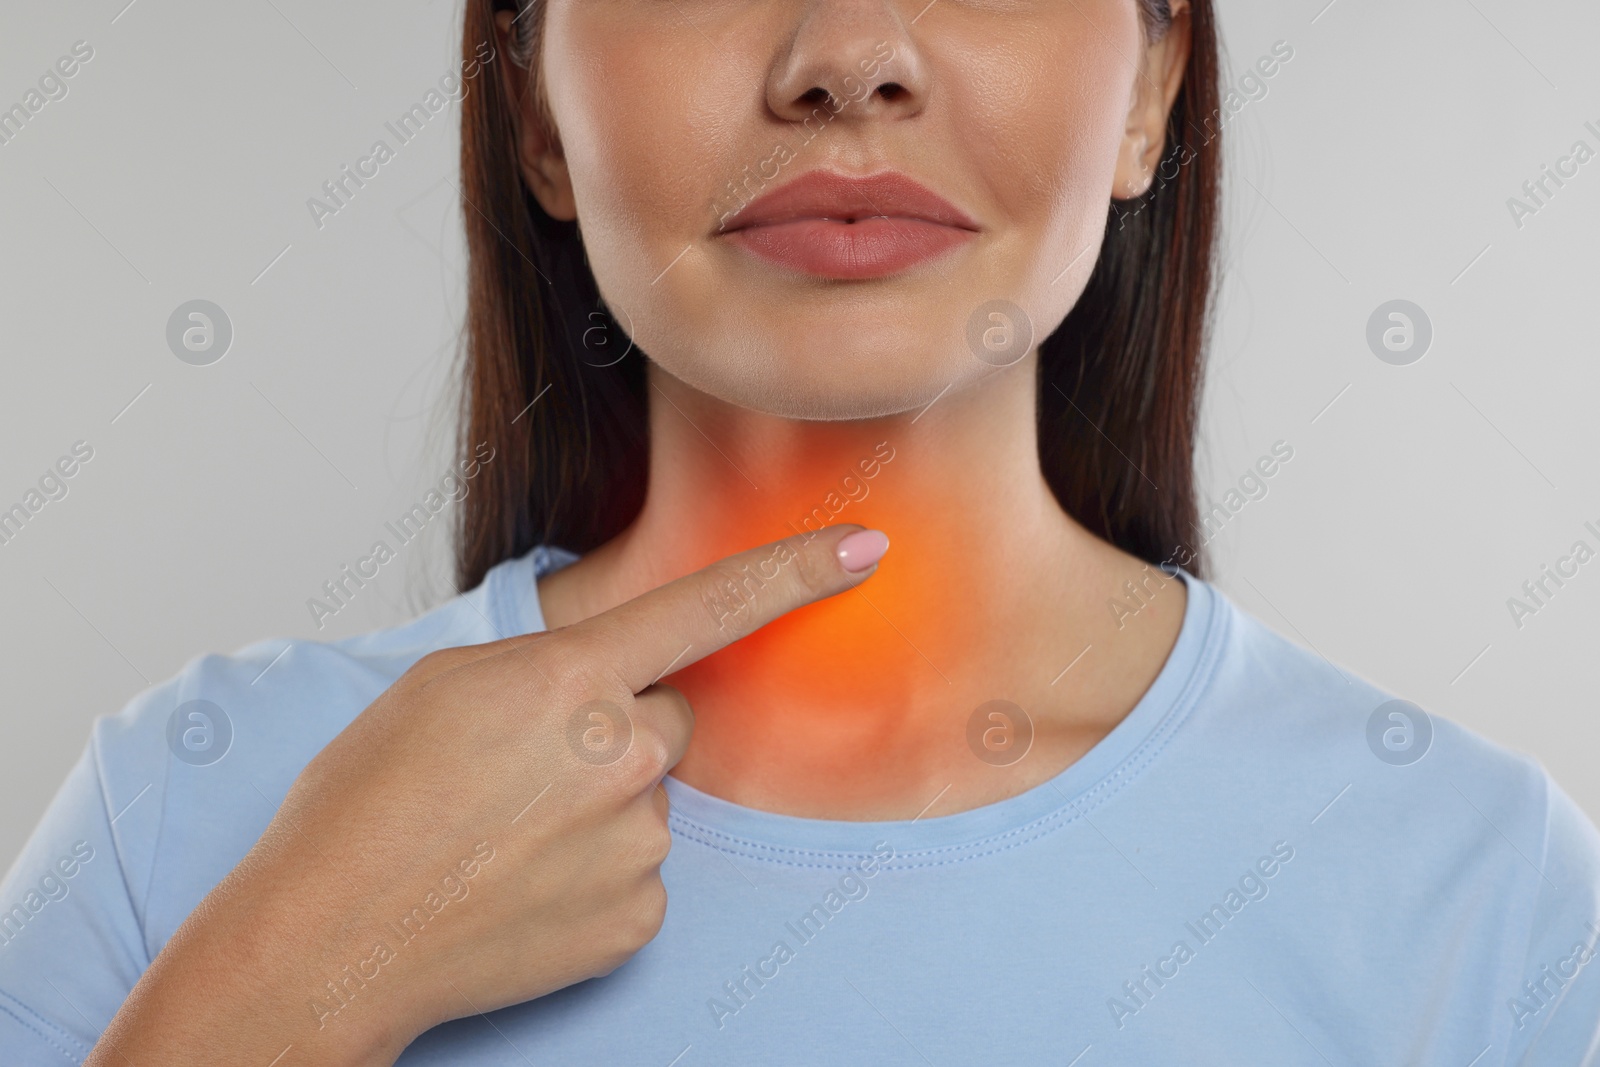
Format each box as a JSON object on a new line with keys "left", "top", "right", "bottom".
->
{"left": 0, "top": 988, "right": 90, "bottom": 1061}
{"left": 665, "top": 584, "right": 1232, "bottom": 869}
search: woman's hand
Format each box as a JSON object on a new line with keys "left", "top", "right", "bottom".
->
{"left": 87, "top": 525, "right": 888, "bottom": 1067}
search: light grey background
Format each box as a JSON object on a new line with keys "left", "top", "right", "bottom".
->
{"left": 2, "top": 0, "right": 1596, "bottom": 876}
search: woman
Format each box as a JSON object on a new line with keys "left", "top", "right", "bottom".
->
{"left": 4, "top": 0, "right": 1597, "bottom": 1063}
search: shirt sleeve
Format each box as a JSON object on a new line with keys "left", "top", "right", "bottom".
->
{"left": 0, "top": 735, "right": 150, "bottom": 1065}
{"left": 0, "top": 598, "right": 488, "bottom": 1066}
{"left": 1505, "top": 773, "right": 1600, "bottom": 1066}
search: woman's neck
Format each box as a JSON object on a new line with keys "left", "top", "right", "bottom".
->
{"left": 536, "top": 360, "right": 1187, "bottom": 821}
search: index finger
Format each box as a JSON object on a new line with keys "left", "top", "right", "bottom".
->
{"left": 564, "top": 524, "right": 889, "bottom": 694}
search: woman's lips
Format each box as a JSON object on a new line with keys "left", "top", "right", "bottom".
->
{"left": 717, "top": 169, "right": 979, "bottom": 280}
{"left": 725, "top": 216, "right": 976, "bottom": 279}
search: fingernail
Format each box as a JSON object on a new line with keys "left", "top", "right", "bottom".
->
{"left": 836, "top": 529, "right": 890, "bottom": 573}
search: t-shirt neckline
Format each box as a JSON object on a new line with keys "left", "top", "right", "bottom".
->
{"left": 493, "top": 546, "right": 1229, "bottom": 868}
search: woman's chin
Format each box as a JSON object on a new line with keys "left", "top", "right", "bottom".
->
{"left": 652, "top": 347, "right": 997, "bottom": 423}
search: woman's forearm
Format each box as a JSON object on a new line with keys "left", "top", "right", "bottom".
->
{"left": 82, "top": 528, "right": 880, "bottom": 1064}
{"left": 86, "top": 850, "right": 420, "bottom": 1067}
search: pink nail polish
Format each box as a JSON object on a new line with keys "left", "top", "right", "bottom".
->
{"left": 836, "top": 529, "right": 890, "bottom": 573}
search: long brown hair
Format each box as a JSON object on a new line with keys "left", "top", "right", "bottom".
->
{"left": 453, "top": 0, "right": 1221, "bottom": 593}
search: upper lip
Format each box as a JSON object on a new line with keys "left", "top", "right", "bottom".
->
{"left": 719, "top": 169, "right": 980, "bottom": 233}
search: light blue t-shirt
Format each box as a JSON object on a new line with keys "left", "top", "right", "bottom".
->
{"left": 3, "top": 547, "right": 1598, "bottom": 1065}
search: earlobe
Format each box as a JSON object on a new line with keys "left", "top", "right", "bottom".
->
{"left": 492, "top": 8, "right": 578, "bottom": 221}
{"left": 1117, "top": 132, "right": 1156, "bottom": 200}
{"left": 522, "top": 148, "right": 578, "bottom": 221}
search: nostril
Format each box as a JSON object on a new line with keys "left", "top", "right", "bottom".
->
{"left": 878, "top": 83, "right": 906, "bottom": 102}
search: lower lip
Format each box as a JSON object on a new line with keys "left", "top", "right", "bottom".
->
{"left": 723, "top": 218, "right": 975, "bottom": 279}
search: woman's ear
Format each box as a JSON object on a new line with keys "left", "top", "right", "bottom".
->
{"left": 493, "top": 8, "right": 578, "bottom": 221}
{"left": 1113, "top": 1, "right": 1192, "bottom": 201}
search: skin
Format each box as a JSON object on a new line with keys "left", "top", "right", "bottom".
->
{"left": 528, "top": 0, "right": 1192, "bottom": 820}
{"left": 86, "top": 2, "right": 1192, "bottom": 1063}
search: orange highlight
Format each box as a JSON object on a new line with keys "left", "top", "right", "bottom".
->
{"left": 559, "top": 365, "right": 1185, "bottom": 821}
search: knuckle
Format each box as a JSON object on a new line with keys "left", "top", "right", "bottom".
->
{"left": 545, "top": 625, "right": 636, "bottom": 695}
{"left": 787, "top": 536, "right": 833, "bottom": 598}
{"left": 410, "top": 648, "right": 444, "bottom": 673}
{"left": 652, "top": 681, "right": 688, "bottom": 707}
{"left": 623, "top": 878, "right": 668, "bottom": 947}
{"left": 646, "top": 822, "right": 674, "bottom": 866}
{"left": 618, "top": 794, "right": 674, "bottom": 858}
{"left": 537, "top": 634, "right": 613, "bottom": 702}
{"left": 619, "top": 818, "right": 672, "bottom": 871}
{"left": 594, "top": 879, "right": 667, "bottom": 971}
{"left": 407, "top": 647, "right": 455, "bottom": 679}
{"left": 699, "top": 563, "right": 754, "bottom": 639}
{"left": 637, "top": 729, "right": 672, "bottom": 773}
{"left": 403, "top": 647, "right": 477, "bottom": 698}
{"left": 616, "top": 732, "right": 670, "bottom": 791}
{"left": 650, "top": 684, "right": 694, "bottom": 728}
